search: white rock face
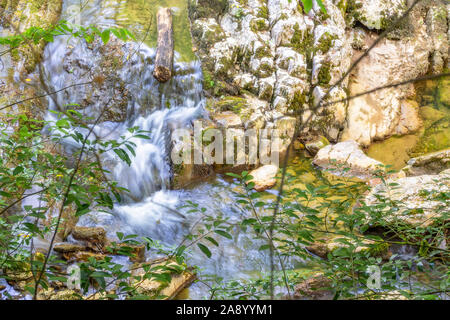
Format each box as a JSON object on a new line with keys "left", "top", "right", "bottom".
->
{"left": 363, "top": 171, "right": 450, "bottom": 227}
{"left": 313, "top": 140, "right": 384, "bottom": 180}
{"left": 189, "top": 0, "right": 449, "bottom": 153}
{"left": 352, "top": 0, "right": 407, "bottom": 30}
{"left": 342, "top": 0, "right": 448, "bottom": 146}
{"left": 248, "top": 164, "right": 279, "bottom": 192}
{"left": 341, "top": 30, "right": 429, "bottom": 145}
{"left": 190, "top": 0, "right": 351, "bottom": 142}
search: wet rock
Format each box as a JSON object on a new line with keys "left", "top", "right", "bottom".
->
{"left": 402, "top": 148, "right": 450, "bottom": 176}
{"left": 72, "top": 226, "right": 107, "bottom": 250}
{"left": 247, "top": 164, "right": 278, "bottom": 192}
{"left": 107, "top": 242, "right": 146, "bottom": 263}
{"left": 305, "top": 136, "right": 329, "bottom": 156}
{"left": 313, "top": 140, "right": 384, "bottom": 180}
{"left": 131, "top": 259, "right": 196, "bottom": 299}
{"left": 293, "top": 274, "right": 333, "bottom": 300}
{"left": 37, "top": 288, "right": 81, "bottom": 300}
{"left": 363, "top": 170, "right": 450, "bottom": 228}
{"left": 306, "top": 236, "right": 390, "bottom": 259}
{"left": 53, "top": 243, "right": 87, "bottom": 253}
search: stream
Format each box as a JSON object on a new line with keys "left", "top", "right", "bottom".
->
{"left": 0, "top": 0, "right": 448, "bottom": 300}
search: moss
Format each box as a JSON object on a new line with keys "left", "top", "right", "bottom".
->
{"left": 256, "top": 5, "right": 268, "bottom": 20}
{"left": 214, "top": 96, "right": 248, "bottom": 114}
{"left": 317, "top": 62, "right": 332, "bottom": 86}
{"left": 344, "top": 0, "right": 363, "bottom": 26}
{"left": 250, "top": 18, "right": 269, "bottom": 33}
{"left": 188, "top": 0, "right": 229, "bottom": 20}
{"left": 289, "top": 90, "right": 307, "bottom": 112}
{"left": 290, "top": 23, "right": 314, "bottom": 56}
{"left": 316, "top": 32, "right": 337, "bottom": 54}
{"left": 337, "top": 0, "right": 347, "bottom": 14}
{"left": 256, "top": 61, "right": 275, "bottom": 78}
{"left": 253, "top": 45, "right": 272, "bottom": 59}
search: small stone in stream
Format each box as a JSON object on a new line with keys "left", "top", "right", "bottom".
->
{"left": 247, "top": 165, "right": 278, "bottom": 192}
{"left": 63, "top": 251, "right": 106, "bottom": 263}
{"left": 313, "top": 140, "right": 384, "bottom": 181}
{"left": 0, "top": 285, "right": 6, "bottom": 291}
{"left": 53, "top": 243, "right": 86, "bottom": 253}
{"left": 305, "top": 136, "right": 329, "bottom": 155}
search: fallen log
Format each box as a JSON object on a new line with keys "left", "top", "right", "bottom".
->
{"left": 153, "top": 8, "right": 174, "bottom": 83}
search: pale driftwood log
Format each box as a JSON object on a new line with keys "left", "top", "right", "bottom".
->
{"left": 153, "top": 8, "right": 173, "bottom": 83}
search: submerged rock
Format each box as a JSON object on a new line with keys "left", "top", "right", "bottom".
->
{"left": 313, "top": 140, "right": 384, "bottom": 180}
{"left": 247, "top": 164, "right": 278, "bottom": 192}
{"left": 402, "top": 148, "right": 450, "bottom": 176}
{"left": 53, "top": 243, "right": 86, "bottom": 253}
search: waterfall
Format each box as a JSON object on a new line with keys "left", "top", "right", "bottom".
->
{"left": 41, "top": 0, "right": 205, "bottom": 236}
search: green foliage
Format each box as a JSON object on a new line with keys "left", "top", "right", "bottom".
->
{"left": 0, "top": 20, "right": 135, "bottom": 48}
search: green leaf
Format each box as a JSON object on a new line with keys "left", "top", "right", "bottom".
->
{"left": 197, "top": 243, "right": 212, "bottom": 258}
{"left": 316, "top": 0, "right": 327, "bottom": 13}
{"left": 301, "top": 0, "right": 313, "bottom": 13}
{"left": 205, "top": 236, "right": 219, "bottom": 247}
{"left": 101, "top": 29, "right": 110, "bottom": 44}
{"left": 214, "top": 230, "right": 232, "bottom": 239}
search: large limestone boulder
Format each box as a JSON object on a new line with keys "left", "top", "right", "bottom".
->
{"left": 402, "top": 148, "right": 450, "bottom": 176}
{"left": 247, "top": 164, "right": 278, "bottom": 192}
{"left": 342, "top": 1, "right": 448, "bottom": 146}
{"left": 363, "top": 170, "right": 450, "bottom": 228}
{"left": 189, "top": 0, "right": 352, "bottom": 142}
{"left": 313, "top": 140, "right": 384, "bottom": 180}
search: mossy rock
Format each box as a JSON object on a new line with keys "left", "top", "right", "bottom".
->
{"left": 250, "top": 17, "right": 269, "bottom": 33}
{"left": 188, "top": 0, "right": 229, "bottom": 19}
{"left": 213, "top": 96, "right": 248, "bottom": 114}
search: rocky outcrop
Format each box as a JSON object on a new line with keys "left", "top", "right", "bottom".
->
{"left": 402, "top": 148, "right": 450, "bottom": 176}
{"left": 342, "top": 0, "right": 448, "bottom": 146}
{"left": 189, "top": 0, "right": 352, "bottom": 144}
{"left": 313, "top": 140, "right": 384, "bottom": 180}
{"left": 363, "top": 169, "right": 450, "bottom": 228}
{"left": 190, "top": 0, "right": 449, "bottom": 153}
